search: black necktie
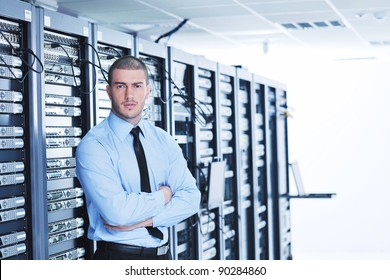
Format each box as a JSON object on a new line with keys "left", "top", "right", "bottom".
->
{"left": 131, "top": 126, "right": 163, "bottom": 240}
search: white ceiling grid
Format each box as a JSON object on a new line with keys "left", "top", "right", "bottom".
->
{"left": 37, "top": 0, "right": 390, "bottom": 59}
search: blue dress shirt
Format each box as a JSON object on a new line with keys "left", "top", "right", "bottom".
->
{"left": 76, "top": 112, "right": 200, "bottom": 248}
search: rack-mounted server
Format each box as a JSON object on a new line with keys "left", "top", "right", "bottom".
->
{"left": 0, "top": 11, "right": 30, "bottom": 260}
{"left": 42, "top": 9, "right": 92, "bottom": 260}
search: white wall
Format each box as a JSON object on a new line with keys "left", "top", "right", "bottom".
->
{"left": 189, "top": 47, "right": 390, "bottom": 259}
{"left": 282, "top": 58, "right": 390, "bottom": 259}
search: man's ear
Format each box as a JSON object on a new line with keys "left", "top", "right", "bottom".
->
{"left": 145, "top": 84, "right": 151, "bottom": 99}
{"left": 106, "top": 84, "right": 112, "bottom": 100}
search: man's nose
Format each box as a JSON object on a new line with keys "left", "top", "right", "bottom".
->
{"left": 125, "top": 87, "right": 134, "bottom": 99}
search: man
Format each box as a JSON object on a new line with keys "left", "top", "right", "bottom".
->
{"left": 76, "top": 55, "right": 200, "bottom": 260}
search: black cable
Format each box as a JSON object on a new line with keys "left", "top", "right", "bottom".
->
{"left": 0, "top": 30, "right": 44, "bottom": 73}
{"left": 140, "top": 56, "right": 203, "bottom": 125}
{"left": 156, "top": 60, "right": 214, "bottom": 126}
{"left": 103, "top": 46, "right": 122, "bottom": 58}
{"left": 142, "top": 55, "right": 214, "bottom": 126}
{"left": 0, "top": 30, "right": 44, "bottom": 82}
{"left": 155, "top": 19, "right": 189, "bottom": 44}
{"left": 0, "top": 55, "right": 26, "bottom": 83}
{"left": 197, "top": 209, "right": 232, "bottom": 242}
{"left": 76, "top": 58, "right": 98, "bottom": 95}
{"left": 17, "top": 47, "right": 44, "bottom": 74}
{"left": 48, "top": 43, "right": 98, "bottom": 95}
{"left": 80, "top": 42, "right": 110, "bottom": 84}
{"left": 48, "top": 43, "right": 79, "bottom": 87}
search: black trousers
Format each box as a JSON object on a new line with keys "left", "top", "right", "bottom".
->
{"left": 93, "top": 241, "right": 172, "bottom": 260}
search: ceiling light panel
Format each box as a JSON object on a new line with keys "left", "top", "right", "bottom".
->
{"left": 263, "top": 10, "right": 340, "bottom": 23}
{"left": 138, "top": 0, "right": 238, "bottom": 9}
{"left": 91, "top": 10, "right": 175, "bottom": 23}
{"left": 328, "top": 0, "right": 390, "bottom": 11}
{"left": 57, "top": 0, "right": 145, "bottom": 13}
{"left": 244, "top": 0, "right": 332, "bottom": 15}
{"left": 191, "top": 15, "right": 277, "bottom": 33}
{"left": 167, "top": 31, "right": 243, "bottom": 50}
{"left": 166, "top": 5, "right": 250, "bottom": 19}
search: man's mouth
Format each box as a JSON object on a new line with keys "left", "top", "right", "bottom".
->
{"left": 123, "top": 101, "right": 137, "bottom": 109}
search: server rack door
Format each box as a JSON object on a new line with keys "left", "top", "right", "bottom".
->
{"left": 0, "top": 0, "right": 36, "bottom": 260}
{"left": 265, "top": 86, "right": 278, "bottom": 259}
{"left": 42, "top": 9, "right": 92, "bottom": 260}
{"left": 251, "top": 75, "right": 270, "bottom": 260}
{"left": 275, "top": 86, "right": 292, "bottom": 260}
{"left": 217, "top": 63, "right": 239, "bottom": 260}
{"left": 265, "top": 83, "right": 292, "bottom": 260}
{"left": 194, "top": 56, "right": 221, "bottom": 260}
{"left": 167, "top": 47, "right": 198, "bottom": 260}
{"left": 235, "top": 68, "right": 255, "bottom": 260}
{"left": 93, "top": 25, "right": 133, "bottom": 126}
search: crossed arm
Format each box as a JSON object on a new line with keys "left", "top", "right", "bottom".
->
{"left": 103, "top": 186, "right": 173, "bottom": 231}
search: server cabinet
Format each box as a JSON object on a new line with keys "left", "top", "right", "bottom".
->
{"left": 217, "top": 63, "right": 239, "bottom": 260}
{"left": 265, "top": 82, "right": 292, "bottom": 260}
{"left": 251, "top": 74, "right": 270, "bottom": 259}
{"left": 235, "top": 67, "right": 254, "bottom": 259}
{"left": 167, "top": 47, "right": 198, "bottom": 260}
{"left": 93, "top": 25, "right": 132, "bottom": 125}
{"left": 134, "top": 38, "right": 168, "bottom": 131}
{"left": 0, "top": 0, "right": 35, "bottom": 260}
{"left": 41, "top": 9, "right": 92, "bottom": 260}
{"left": 194, "top": 56, "right": 221, "bottom": 260}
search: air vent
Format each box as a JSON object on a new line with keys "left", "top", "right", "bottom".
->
{"left": 370, "top": 40, "right": 390, "bottom": 46}
{"left": 281, "top": 20, "right": 345, "bottom": 30}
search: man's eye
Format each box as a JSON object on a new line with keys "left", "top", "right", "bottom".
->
{"left": 116, "top": 85, "right": 126, "bottom": 89}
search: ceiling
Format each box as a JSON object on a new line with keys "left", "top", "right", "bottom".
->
{"left": 28, "top": 0, "right": 390, "bottom": 60}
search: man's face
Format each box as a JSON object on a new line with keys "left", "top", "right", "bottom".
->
{"left": 106, "top": 68, "right": 150, "bottom": 125}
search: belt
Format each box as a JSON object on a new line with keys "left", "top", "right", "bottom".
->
{"left": 97, "top": 241, "right": 170, "bottom": 256}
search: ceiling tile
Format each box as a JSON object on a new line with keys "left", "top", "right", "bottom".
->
{"left": 245, "top": 0, "right": 332, "bottom": 15}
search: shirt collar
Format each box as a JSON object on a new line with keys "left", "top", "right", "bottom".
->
{"left": 108, "top": 112, "right": 146, "bottom": 142}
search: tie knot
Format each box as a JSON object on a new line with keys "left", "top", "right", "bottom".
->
{"left": 131, "top": 126, "right": 140, "bottom": 138}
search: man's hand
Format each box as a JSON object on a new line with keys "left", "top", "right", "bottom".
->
{"left": 159, "top": 186, "right": 172, "bottom": 204}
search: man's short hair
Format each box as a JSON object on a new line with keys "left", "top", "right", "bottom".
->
{"left": 107, "top": 55, "right": 149, "bottom": 85}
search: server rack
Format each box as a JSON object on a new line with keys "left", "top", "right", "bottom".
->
{"left": 265, "top": 82, "right": 292, "bottom": 260}
{"left": 92, "top": 25, "right": 132, "bottom": 125}
{"left": 41, "top": 9, "right": 93, "bottom": 260}
{"left": 217, "top": 63, "right": 239, "bottom": 260}
{"left": 134, "top": 37, "right": 168, "bottom": 131}
{"left": 0, "top": 0, "right": 34, "bottom": 260}
{"left": 235, "top": 67, "right": 254, "bottom": 259}
{"left": 194, "top": 56, "right": 221, "bottom": 260}
{"left": 167, "top": 47, "right": 198, "bottom": 260}
{"left": 251, "top": 74, "right": 270, "bottom": 259}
